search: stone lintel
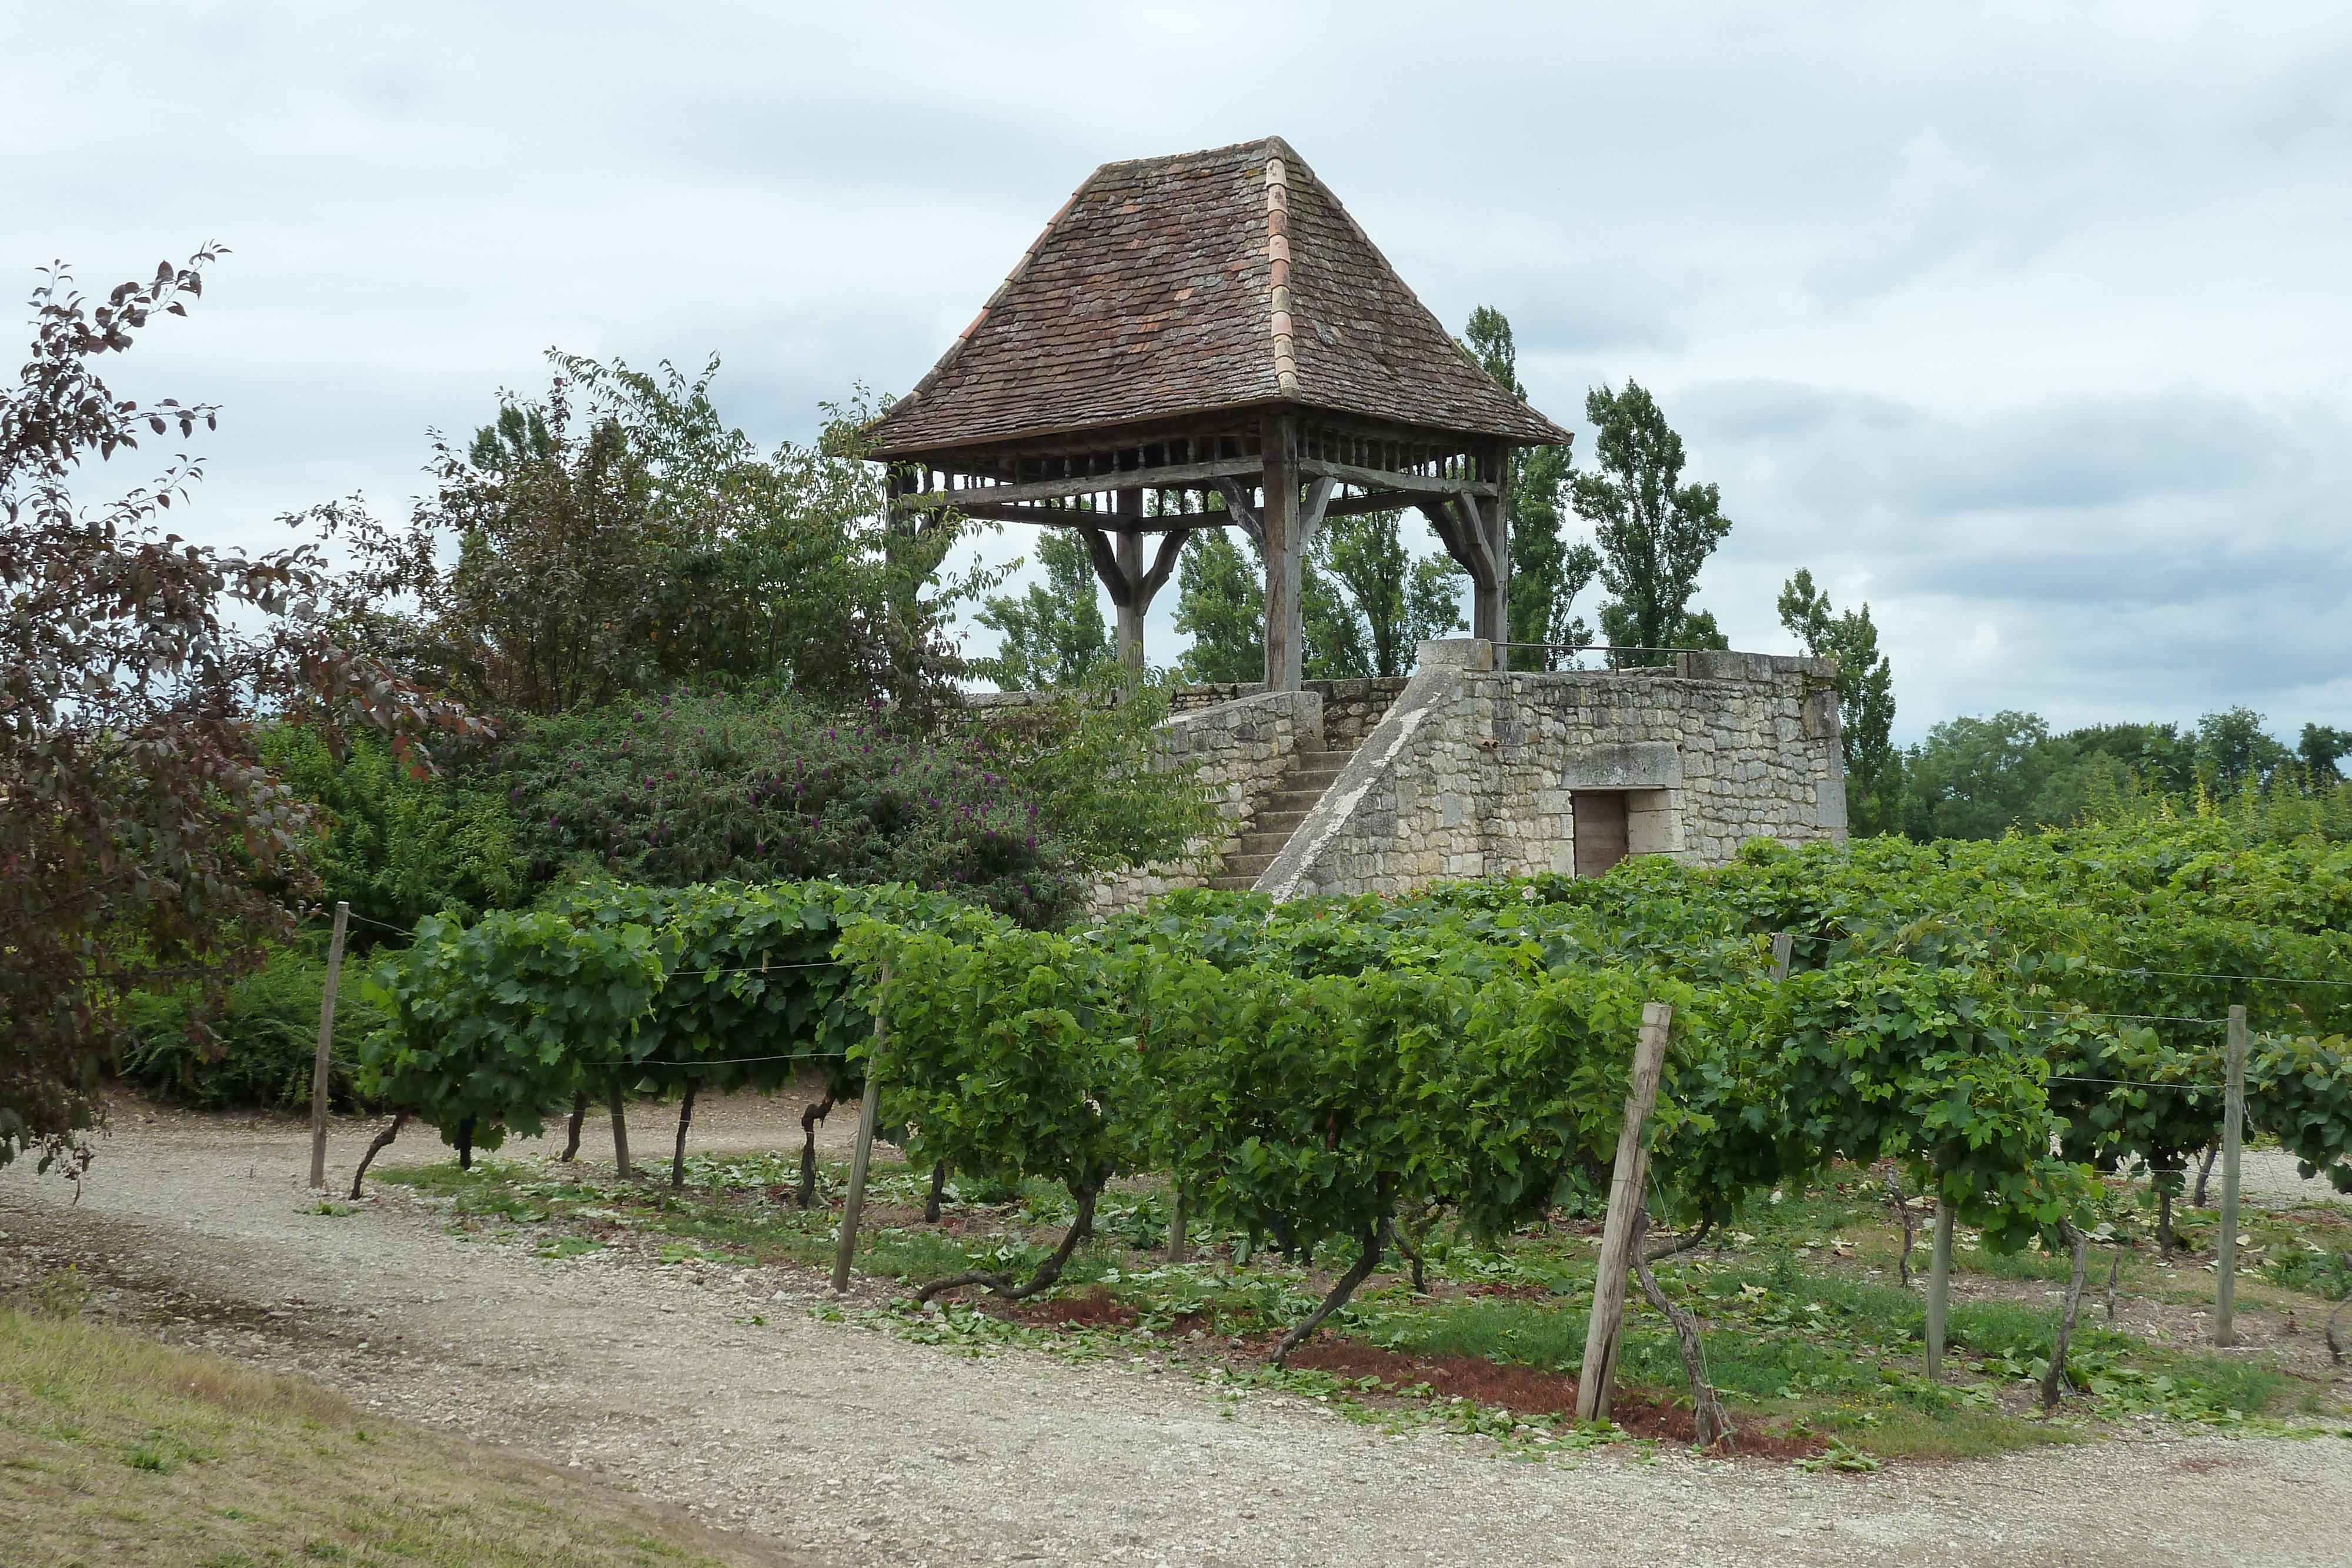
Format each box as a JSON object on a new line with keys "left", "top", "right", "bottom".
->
{"left": 1553, "top": 742, "right": 1683, "bottom": 791}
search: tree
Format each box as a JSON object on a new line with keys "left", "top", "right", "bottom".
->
{"left": 1299, "top": 550, "right": 1371, "bottom": 680}
{"left": 1778, "top": 569, "right": 1899, "bottom": 835}
{"left": 1569, "top": 382, "right": 1731, "bottom": 659}
{"left": 339, "top": 355, "right": 981, "bottom": 722}
{"left": 434, "top": 380, "right": 657, "bottom": 714}
{"left": 0, "top": 252, "right": 477, "bottom": 1174}
{"left": 971, "top": 528, "right": 1109, "bottom": 691}
{"left": 1311, "top": 511, "right": 1466, "bottom": 679}
{"left": 2193, "top": 707, "right": 2289, "bottom": 790}
{"left": 2063, "top": 721, "right": 2195, "bottom": 796}
{"left": 1900, "top": 712, "right": 2068, "bottom": 841}
{"left": 567, "top": 357, "right": 988, "bottom": 718}
{"left": 1408, "top": 556, "right": 1472, "bottom": 664}
{"left": 1459, "top": 308, "right": 1599, "bottom": 671}
{"left": 2301, "top": 723, "right": 2350, "bottom": 784}
{"left": 1174, "top": 527, "right": 1264, "bottom": 683}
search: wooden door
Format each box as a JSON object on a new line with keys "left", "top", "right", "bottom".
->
{"left": 1572, "top": 791, "right": 1629, "bottom": 878}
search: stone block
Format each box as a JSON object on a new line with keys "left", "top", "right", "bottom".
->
{"left": 1415, "top": 637, "right": 1494, "bottom": 672}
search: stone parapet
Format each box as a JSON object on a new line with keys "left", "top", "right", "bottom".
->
{"left": 1166, "top": 677, "right": 1411, "bottom": 744}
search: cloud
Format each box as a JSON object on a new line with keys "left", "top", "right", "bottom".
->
{"left": 4, "top": 1, "right": 2348, "bottom": 746}
{"left": 1671, "top": 379, "right": 2352, "bottom": 737}
{"left": 1806, "top": 126, "right": 2076, "bottom": 306}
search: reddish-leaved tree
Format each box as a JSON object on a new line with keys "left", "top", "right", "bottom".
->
{"left": 0, "top": 249, "right": 481, "bottom": 1174}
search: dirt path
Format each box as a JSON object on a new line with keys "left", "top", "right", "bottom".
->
{"left": 5, "top": 1107, "right": 2349, "bottom": 1568}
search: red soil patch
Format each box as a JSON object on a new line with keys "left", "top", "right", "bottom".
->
{"left": 976, "top": 1288, "right": 1215, "bottom": 1335}
{"left": 1279, "top": 1340, "right": 1821, "bottom": 1460}
{"left": 999, "top": 1288, "right": 1139, "bottom": 1329}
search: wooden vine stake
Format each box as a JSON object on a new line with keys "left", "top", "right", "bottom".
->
{"left": 608, "top": 1084, "right": 634, "bottom": 1180}
{"left": 2215, "top": 1004, "right": 2246, "bottom": 1346}
{"left": 306, "top": 901, "right": 350, "bottom": 1189}
{"left": 1926, "top": 1201, "right": 1955, "bottom": 1379}
{"left": 1574, "top": 1000, "right": 1673, "bottom": 1425}
{"left": 1769, "top": 931, "right": 1793, "bottom": 985}
{"left": 831, "top": 962, "right": 889, "bottom": 1295}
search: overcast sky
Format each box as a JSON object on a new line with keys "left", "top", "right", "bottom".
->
{"left": 7, "top": 1, "right": 2348, "bottom": 743}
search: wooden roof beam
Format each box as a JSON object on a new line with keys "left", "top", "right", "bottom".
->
{"left": 1295, "top": 456, "right": 1497, "bottom": 499}
{"left": 896, "top": 454, "right": 1267, "bottom": 514}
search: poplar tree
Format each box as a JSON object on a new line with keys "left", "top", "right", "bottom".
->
{"left": 1571, "top": 380, "right": 1731, "bottom": 659}
{"left": 1459, "top": 308, "right": 1599, "bottom": 670}
{"left": 1778, "top": 568, "right": 1899, "bottom": 834}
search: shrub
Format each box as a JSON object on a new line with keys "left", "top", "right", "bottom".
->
{"left": 477, "top": 684, "right": 1210, "bottom": 929}
{"left": 120, "top": 945, "right": 386, "bottom": 1111}
{"left": 259, "top": 726, "right": 522, "bottom": 933}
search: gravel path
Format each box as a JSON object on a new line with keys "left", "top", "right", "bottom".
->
{"left": 2240, "top": 1147, "right": 2350, "bottom": 1209}
{"left": 4, "top": 1110, "right": 2349, "bottom": 1568}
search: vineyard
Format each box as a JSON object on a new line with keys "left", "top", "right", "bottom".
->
{"left": 355, "top": 810, "right": 2352, "bottom": 1455}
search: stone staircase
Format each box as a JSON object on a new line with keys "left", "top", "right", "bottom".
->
{"left": 1208, "top": 743, "right": 1359, "bottom": 891}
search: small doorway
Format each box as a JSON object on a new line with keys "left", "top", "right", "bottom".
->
{"left": 1572, "top": 791, "right": 1629, "bottom": 878}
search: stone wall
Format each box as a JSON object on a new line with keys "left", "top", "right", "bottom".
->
{"left": 1167, "top": 677, "right": 1409, "bottom": 744}
{"left": 1167, "top": 683, "right": 1260, "bottom": 714}
{"left": 1083, "top": 688, "right": 1321, "bottom": 917}
{"left": 1312, "top": 677, "right": 1414, "bottom": 750}
{"left": 1257, "top": 641, "right": 1843, "bottom": 901}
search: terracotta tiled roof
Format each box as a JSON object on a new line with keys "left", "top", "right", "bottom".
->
{"left": 867, "top": 136, "right": 1571, "bottom": 456}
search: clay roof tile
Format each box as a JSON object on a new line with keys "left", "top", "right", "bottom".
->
{"left": 867, "top": 136, "right": 1570, "bottom": 455}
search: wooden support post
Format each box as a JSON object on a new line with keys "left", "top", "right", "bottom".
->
{"left": 1114, "top": 488, "right": 1145, "bottom": 678}
{"left": 1472, "top": 441, "right": 1508, "bottom": 647}
{"left": 1769, "top": 931, "right": 1793, "bottom": 984}
{"left": 1081, "top": 487, "right": 1192, "bottom": 690}
{"left": 1926, "top": 1202, "right": 1955, "bottom": 1378}
{"left": 1167, "top": 1183, "right": 1188, "bottom": 1265}
{"left": 2216, "top": 1004, "right": 2246, "bottom": 1346}
{"left": 1575, "top": 1001, "right": 1674, "bottom": 1425}
{"left": 306, "top": 901, "right": 349, "bottom": 1189}
{"left": 831, "top": 967, "right": 890, "bottom": 1294}
{"left": 1300, "top": 474, "right": 1337, "bottom": 549}
{"left": 1261, "top": 413, "right": 1302, "bottom": 692}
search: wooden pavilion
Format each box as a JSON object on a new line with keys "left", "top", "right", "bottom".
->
{"left": 866, "top": 136, "right": 1573, "bottom": 691}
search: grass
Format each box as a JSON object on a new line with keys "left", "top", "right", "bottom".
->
{"left": 375, "top": 1150, "right": 2352, "bottom": 1466}
{"left": 0, "top": 1305, "right": 790, "bottom": 1567}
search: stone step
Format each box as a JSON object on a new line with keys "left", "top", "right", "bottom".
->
{"left": 1208, "top": 747, "right": 1360, "bottom": 891}
{"left": 1260, "top": 791, "right": 1328, "bottom": 816}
